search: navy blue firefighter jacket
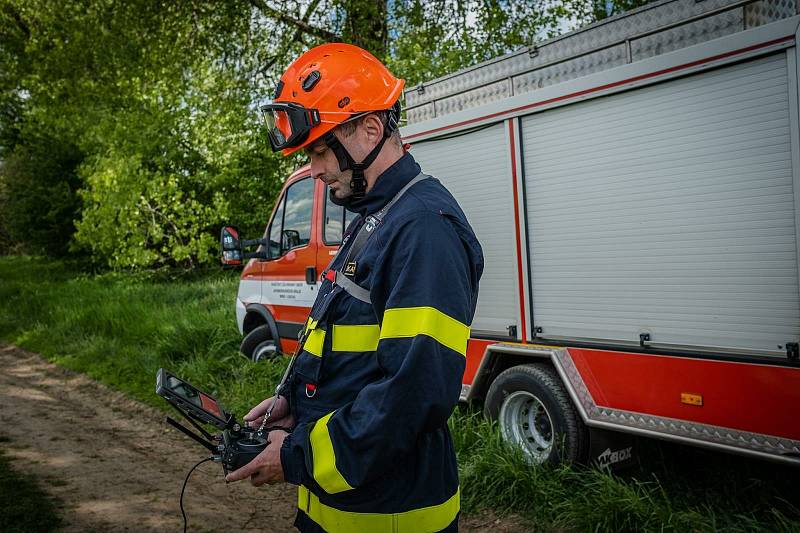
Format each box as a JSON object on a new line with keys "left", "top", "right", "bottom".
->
{"left": 280, "top": 152, "right": 484, "bottom": 532}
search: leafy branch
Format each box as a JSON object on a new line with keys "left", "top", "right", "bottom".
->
{"left": 256, "top": 0, "right": 327, "bottom": 78}
{"left": 248, "top": 0, "right": 339, "bottom": 42}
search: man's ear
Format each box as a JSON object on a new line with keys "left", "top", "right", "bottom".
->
{"left": 361, "top": 114, "right": 385, "bottom": 145}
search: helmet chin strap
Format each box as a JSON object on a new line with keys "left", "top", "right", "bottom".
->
{"left": 322, "top": 131, "right": 390, "bottom": 200}
{"left": 322, "top": 103, "right": 400, "bottom": 201}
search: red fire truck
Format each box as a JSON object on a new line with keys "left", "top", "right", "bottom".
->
{"left": 226, "top": 0, "right": 800, "bottom": 466}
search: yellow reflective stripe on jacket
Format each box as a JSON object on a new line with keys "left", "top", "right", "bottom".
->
{"left": 298, "top": 485, "right": 459, "bottom": 533}
{"left": 331, "top": 324, "right": 380, "bottom": 352}
{"left": 306, "top": 317, "right": 318, "bottom": 332}
{"left": 380, "top": 307, "right": 469, "bottom": 356}
{"left": 309, "top": 411, "right": 354, "bottom": 494}
{"left": 305, "top": 328, "right": 326, "bottom": 357}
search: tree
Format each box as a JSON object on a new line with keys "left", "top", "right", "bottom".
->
{"left": 1, "top": 0, "right": 288, "bottom": 267}
{"left": 388, "top": 0, "right": 574, "bottom": 87}
{"left": 0, "top": 0, "right": 653, "bottom": 268}
{"left": 0, "top": 135, "right": 82, "bottom": 257}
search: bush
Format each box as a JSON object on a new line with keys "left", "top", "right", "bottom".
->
{"left": 0, "top": 135, "right": 83, "bottom": 257}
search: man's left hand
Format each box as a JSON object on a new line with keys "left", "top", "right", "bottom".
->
{"left": 225, "top": 430, "right": 289, "bottom": 486}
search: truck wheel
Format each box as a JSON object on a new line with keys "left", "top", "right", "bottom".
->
{"left": 240, "top": 325, "right": 278, "bottom": 362}
{"left": 484, "top": 363, "right": 588, "bottom": 465}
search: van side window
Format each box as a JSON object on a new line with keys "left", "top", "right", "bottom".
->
{"left": 324, "top": 193, "right": 359, "bottom": 245}
{"left": 267, "top": 195, "right": 285, "bottom": 259}
{"left": 268, "top": 177, "right": 313, "bottom": 258}
{"left": 345, "top": 208, "right": 357, "bottom": 236}
{"left": 324, "top": 196, "right": 344, "bottom": 244}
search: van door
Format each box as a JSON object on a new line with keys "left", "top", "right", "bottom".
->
{"left": 261, "top": 175, "right": 318, "bottom": 349}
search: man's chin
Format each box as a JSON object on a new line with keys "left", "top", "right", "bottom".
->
{"left": 328, "top": 188, "right": 353, "bottom": 207}
{"left": 332, "top": 188, "right": 352, "bottom": 199}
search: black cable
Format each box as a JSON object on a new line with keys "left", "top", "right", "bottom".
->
{"left": 180, "top": 457, "right": 214, "bottom": 533}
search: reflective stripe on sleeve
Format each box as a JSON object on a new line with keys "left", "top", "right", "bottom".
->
{"left": 304, "top": 328, "right": 326, "bottom": 357}
{"left": 331, "top": 324, "right": 381, "bottom": 352}
{"left": 309, "top": 411, "right": 354, "bottom": 494}
{"left": 298, "top": 485, "right": 460, "bottom": 533}
{"left": 380, "top": 306, "right": 469, "bottom": 356}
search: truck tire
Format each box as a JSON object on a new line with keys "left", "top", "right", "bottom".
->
{"left": 484, "top": 363, "right": 588, "bottom": 465}
{"left": 240, "top": 324, "right": 278, "bottom": 362}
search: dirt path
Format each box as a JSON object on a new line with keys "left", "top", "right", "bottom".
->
{"left": 0, "top": 345, "right": 525, "bottom": 532}
{"left": 0, "top": 344, "right": 298, "bottom": 532}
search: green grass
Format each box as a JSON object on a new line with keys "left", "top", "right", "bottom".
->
{"left": 1, "top": 256, "right": 798, "bottom": 532}
{"left": 451, "top": 409, "right": 799, "bottom": 532}
{"left": 0, "top": 256, "right": 285, "bottom": 411}
{"left": 0, "top": 438, "right": 63, "bottom": 533}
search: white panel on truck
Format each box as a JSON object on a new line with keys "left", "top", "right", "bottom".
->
{"left": 521, "top": 52, "right": 800, "bottom": 356}
{"left": 410, "top": 124, "right": 518, "bottom": 336}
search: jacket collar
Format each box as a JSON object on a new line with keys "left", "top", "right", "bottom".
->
{"left": 347, "top": 152, "right": 421, "bottom": 217}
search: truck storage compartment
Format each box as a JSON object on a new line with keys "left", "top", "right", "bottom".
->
{"left": 520, "top": 52, "right": 799, "bottom": 356}
{"left": 411, "top": 124, "right": 520, "bottom": 337}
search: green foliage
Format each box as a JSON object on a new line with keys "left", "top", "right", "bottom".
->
{"left": 0, "top": 0, "right": 287, "bottom": 268}
{"left": 0, "top": 0, "right": 653, "bottom": 268}
{"left": 0, "top": 134, "right": 83, "bottom": 256}
{"left": 336, "top": 0, "right": 389, "bottom": 58}
{"left": 1, "top": 256, "right": 798, "bottom": 532}
{"left": 388, "top": 0, "right": 572, "bottom": 86}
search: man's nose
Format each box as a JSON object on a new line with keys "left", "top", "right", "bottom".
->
{"left": 309, "top": 157, "right": 325, "bottom": 181}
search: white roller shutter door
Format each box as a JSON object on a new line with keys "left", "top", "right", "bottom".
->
{"left": 521, "top": 53, "right": 799, "bottom": 356}
{"left": 411, "top": 124, "right": 519, "bottom": 335}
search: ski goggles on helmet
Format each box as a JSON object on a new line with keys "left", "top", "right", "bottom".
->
{"left": 260, "top": 102, "right": 322, "bottom": 152}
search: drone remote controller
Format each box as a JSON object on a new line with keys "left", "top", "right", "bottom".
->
{"left": 155, "top": 368, "right": 271, "bottom": 476}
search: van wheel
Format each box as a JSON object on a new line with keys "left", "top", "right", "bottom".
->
{"left": 484, "top": 364, "right": 588, "bottom": 465}
{"left": 240, "top": 325, "right": 279, "bottom": 362}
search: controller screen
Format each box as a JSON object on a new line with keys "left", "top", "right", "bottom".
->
{"left": 167, "top": 376, "right": 222, "bottom": 418}
{"left": 199, "top": 393, "right": 222, "bottom": 418}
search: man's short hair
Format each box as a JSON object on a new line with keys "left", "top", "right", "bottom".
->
{"left": 337, "top": 110, "right": 402, "bottom": 146}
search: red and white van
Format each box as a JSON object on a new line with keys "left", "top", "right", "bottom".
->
{"left": 232, "top": 164, "right": 358, "bottom": 361}
{"left": 229, "top": 0, "right": 800, "bottom": 466}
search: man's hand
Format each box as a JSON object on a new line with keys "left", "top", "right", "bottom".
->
{"left": 244, "top": 395, "right": 294, "bottom": 429}
{"left": 225, "top": 430, "right": 289, "bottom": 486}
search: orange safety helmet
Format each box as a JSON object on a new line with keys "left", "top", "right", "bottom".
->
{"left": 261, "top": 43, "right": 405, "bottom": 156}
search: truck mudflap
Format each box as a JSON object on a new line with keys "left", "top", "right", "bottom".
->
{"left": 587, "top": 428, "right": 636, "bottom": 470}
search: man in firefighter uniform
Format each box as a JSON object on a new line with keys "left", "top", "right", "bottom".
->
{"left": 226, "top": 43, "right": 484, "bottom": 533}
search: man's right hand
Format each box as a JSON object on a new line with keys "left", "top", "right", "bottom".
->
{"left": 243, "top": 395, "right": 294, "bottom": 429}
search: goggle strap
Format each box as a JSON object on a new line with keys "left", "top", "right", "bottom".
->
{"left": 322, "top": 131, "right": 353, "bottom": 174}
